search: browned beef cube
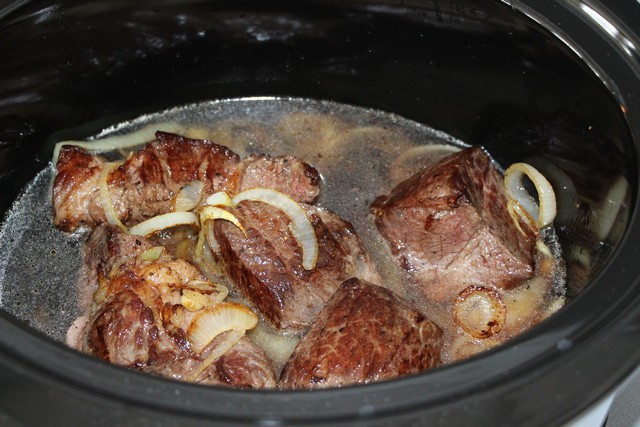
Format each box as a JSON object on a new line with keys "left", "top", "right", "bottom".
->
{"left": 215, "top": 202, "right": 380, "bottom": 333}
{"left": 238, "top": 154, "right": 321, "bottom": 203}
{"left": 279, "top": 278, "right": 443, "bottom": 389}
{"left": 371, "top": 146, "right": 536, "bottom": 303}
{"left": 53, "top": 132, "right": 322, "bottom": 232}
{"left": 78, "top": 225, "right": 277, "bottom": 388}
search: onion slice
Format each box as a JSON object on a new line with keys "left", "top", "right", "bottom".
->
{"left": 181, "top": 281, "right": 228, "bottom": 311}
{"left": 99, "top": 161, "right": 127, "bottom": 232}
{"left": 232, "top": 188, "right": 318, "bottom": 270}
{"left": 195, "top": 205, "right": 246, "bottom": 259}
{"left": 128, "top": 212, "right": 197, "bottom": 237}
{"left": 181, "top": 289, "right": 215, "bottom": 312}
{"left": 506, "top": 199, "right": 537, "bottom": 236}
{"left": 504, "top": 162, "right": 557, "bottom": 228}
{"left": 138, "top": 246, "right": 165, "bottom": 262}
{"left": 453, "top": 286, "right": 506, "bottom": 339}
{"left": 174, "top": 181, "right": 204, "bottom": 212}
{"left": 205, "top": 191, "right": 234, "bottom": 207}
{"left": 187, "top": 302, "right": 258, "bottom": 354}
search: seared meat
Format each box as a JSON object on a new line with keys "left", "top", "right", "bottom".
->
{"left": 279, "top": 278, "right": 443, "bottom": 389}
{"left": 53, "top": 145, "right": 107, "bottom": 232}
{"left": 76, "top": 224, "right": 277, "bottom": 388}
{"left": 371, "top": 146, "right": 536, "bottom": 303}
{"left": 214, "top": 201, "right": 380, "bottom": 333}
{"left": 53, "top": 132, "right": 321, "bottom": 232}
{"left": 238, "top": 154, "right": 321, "bottom": 203}
{"left": 140, "top": 335, "right": 276, "bottom": 388}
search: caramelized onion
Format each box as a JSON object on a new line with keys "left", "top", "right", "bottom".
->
{"left": 181, "top": 289, "right": 214, "bottom": 312}
{"left": 99, "top": 161, "right": 127, "bottom": 232}
{"left": 232, "top": 188, "right": 318, "bottom": 270}
{"left": 128, "top": 212, "right": 197, "bottom": 237}
{"left": 174, "top": 181, "right": 204, "bottom": 212}
{"left": 453, "top": 286, "right": 506, "bottom": 339}
{"left": 181, "top": 281, "right": 228, "bottom": 311}
{"left": 186, "top": 280, "right": 229, "bottom": 299}
{"left": 187, "top": 302, "right": 258, "bottom": 354}
{"left": 504, "top": 162, "right": 557, "bottom": 228}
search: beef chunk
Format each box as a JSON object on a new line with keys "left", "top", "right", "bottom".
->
{"left": 371, "top": 146, "right": 536, "bottom": 303}
{"left": 140, "top": 335, "right": 277, "bottom": 388}
{"left": 53, "top": 132, "right": 321, "bottom": 232}
{"left": 238, "top": 154, "right": 321, "bottom": 203}
{"left": 215, "top": 201, "right": 380, "bottom": 333}
{"left": 76, "top": 225, "right": 276, "bottom": 388}
{"left": 52, "top": 145, "right": 106, "bottom": 232}
{"left": 279, "top": 278, "right": 443, "bottom": 389}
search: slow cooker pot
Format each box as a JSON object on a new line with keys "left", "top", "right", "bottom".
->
{"left": 0, "top": 0, "right": 638, "bottom": 425}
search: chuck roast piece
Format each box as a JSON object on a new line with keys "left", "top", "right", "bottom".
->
{"left": 74, "top": 224, "right": 277, "bottom": 388}
{"left": 214, "top": 201, "right": 380, "bottom": 333}
{"left": 279, "top": 278, "right": 443, "bottom": 389}
{"left": 371, "top": 146, "right": 537, "bottom": 303}
{"left": 53, "top": 131, "right": 320, "bottom": 232}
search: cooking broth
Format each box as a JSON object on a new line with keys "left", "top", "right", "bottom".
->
{"left": 0, "top": 97, "right": 564, "bottom": 376}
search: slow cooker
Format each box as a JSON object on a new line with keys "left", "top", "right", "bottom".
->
{"left": 0, "top": 0, "right": 638, "bottom": 425}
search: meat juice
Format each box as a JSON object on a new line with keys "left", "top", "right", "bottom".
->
{"left": 0, "top": 97, "right": 565, "bottom": 375}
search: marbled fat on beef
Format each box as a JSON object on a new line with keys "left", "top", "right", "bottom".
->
{"left": 215, "top": 201, "right": 381, "bottom": 333}
{"left": 279, "top": 278, "right": 443, "bottom": 389}
{"left": 371, "top": 146, "right": 537, "bottom": 303}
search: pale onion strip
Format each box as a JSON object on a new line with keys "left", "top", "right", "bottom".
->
{"left": 99, "top": 161, "right": 127, "bottom": 232}
{"left": 181, "top": 289, "right": 214, "bottom": 312}
{"left": 232, "top": 188, "right": 318, "bottom": 270}
{"left": 535, "top": 240, "right": 553, "bottom": 258}
{"left": 187, "top": 302, "right": 258, "bottom": 354}
{"left": 205, "top": 191, "right": 234, "bottom": 207}
{"left": 195, "top": 205, "right": 246, "bottom": 259}
{"left": 594, "top": 175, "right": 630, "bottom": 241}
{"left": 187, "top": 329, "right": 245, "bottom": 382}
{"left": 138, "top": 246, "right": 165, "bottom": 262}
{"left": 507, "top": 199, "right": 537, "bottom": 236}
{"left": 174, "top": 181, "right": 204, "bottom": 212}
{"left": 52, "top": 121, "right": 183, "bottom": 167}
{"left": 525, "top": 157, "right": 578, "bottom": 225}
{"left": 182, "top": 282, "right": 228, "bottom": 308}
{"left": 504, "top": 162, "right": 557, "bottom": 228}
{"left": 128, "top": 211, "right": 197, "bottom": 237}
{"left": 203, "top": 220, "right": 219, "bottom": 256}
{"left": 187, "top": 280, "right": 225, "bottom": 292}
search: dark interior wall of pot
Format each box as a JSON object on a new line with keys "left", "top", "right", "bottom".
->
{"left": 0, "top": 0, "right": 634, "bottom": 200}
